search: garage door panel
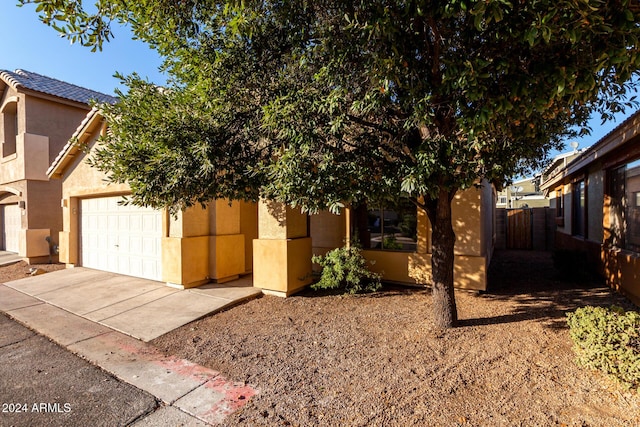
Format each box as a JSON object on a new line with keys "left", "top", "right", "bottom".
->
{"left": 141, "top": 236, "right": 157, "bottom": 254}
{"left": 80, "top": 197, "right": 162, "bottom": 281}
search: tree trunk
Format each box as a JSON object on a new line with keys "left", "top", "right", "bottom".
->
{"left": 426, "top": 189, "right": 458, "bottom": 329}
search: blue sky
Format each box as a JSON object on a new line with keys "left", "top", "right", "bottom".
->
{"left": 1, "top": 2, "right": 637, "bottom": 159}
{"left": 1, "top": 3, "right": 166, "bottom": 95}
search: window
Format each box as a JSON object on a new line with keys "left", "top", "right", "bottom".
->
{"left": 1, "top": 101, "right": 18, "bottom": 157}
{"left": 572, "top": 179, "right": 586, "bottom": 237}
{"left": 609, "top": 159, "right": 640, "bottom": 252}
{"left": 350, "top": 198, "right": 417, "bottom": 252}
{"left": 555, "top": 188, "right": 564, "bottom": 217}
{"left": 498, "top": 196, "right": 507, "bottom": 205}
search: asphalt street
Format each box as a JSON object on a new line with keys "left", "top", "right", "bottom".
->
{"left": 0, "top": 313, "right": 158, "bottom": 427}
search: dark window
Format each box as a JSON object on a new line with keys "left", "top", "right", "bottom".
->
{"left": 572, "top": 179, "right": 586, "bottom": 237}
{"left": 2, "top": 102, "right": 17, "bottom": 157}
{"left": 610, "top": 159, "right": 640, "bottom": 252}
{"left": 350, "top": 198, "right": 417, "bottom": 252}
{"left": 555, "top": 188, "right": 564, "bottom": 217}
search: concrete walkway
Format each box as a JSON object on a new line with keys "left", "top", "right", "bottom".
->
{"left": 2, "top": 267, "right": 261, "bottom": 341}
{"left": 0, "top": 251, "right": 22, "bottom": 266}
{"left": 0, "top": 268, "right": 263, "bottom": 425}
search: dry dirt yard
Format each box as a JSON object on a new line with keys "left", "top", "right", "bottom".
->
{"left": 2, "top": 255, "right": 637, "bottom": 426}
{"left": 150, "top": 250, "right": 640, "bottom": 427}
{"left": 0, "top": 261, "right": 66, "bottom": 282}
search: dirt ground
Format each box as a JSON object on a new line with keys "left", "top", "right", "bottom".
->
{"left": 0, "top": 261, "right": 66, "bottom": 282}
{"left": 2, "top": 254, "right": 637, "bottom": 426}
{"left": 149, "top": 250, "right": 640, "bottom": 427}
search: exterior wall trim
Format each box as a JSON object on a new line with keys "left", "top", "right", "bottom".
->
{"left": 0, "top": 186, "right": 22, "bottom": 197}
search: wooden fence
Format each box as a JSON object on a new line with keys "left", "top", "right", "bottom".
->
{"left": 495, "top": 207, "right": 555, "bottom": 251}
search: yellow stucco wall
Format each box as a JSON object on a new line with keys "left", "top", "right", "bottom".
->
{"left": 210, "top": 234, "right": 245, "bottom": 282}
{"left": 416, "top": 204, "right": 430, "bottom": 254}
{"left": 408, "top": 253, "right": 487, "bottom": 291}
{"left": 240, "top": 201, "right": 258, "bottom": 273}
{"left": 253, "top": 199, "right": 312, "bottom": 295}
{"left": 310, "top": 210, "right": 346, "bottom": 260}
{"left": 253, "top": 237, "right": 313, "bottom": 295}
{"left": 162, "top": 236, "right": 210, "bottom": 288}
{"left": 602, "top": 247, "right": 640, "bottom": 306}
{"left": 258, "top": 200, "right": 308, "bottom": 239}
{"left": 169, "top": 205, "right": 209, "bottom": 238}
{"left": 211, "top": 199, "right": 241, "bottom": 235}
{"left": 363, "top": 250, "right": 414, "bottom": 283}
{"left": 360, "top": 251, "right": 487, "bottom": 291}
{"left": 451, "top": 186, "right": 483, "bottom": 256}
{"left": 306, "top": 185, "right": 492, "bottom": 291}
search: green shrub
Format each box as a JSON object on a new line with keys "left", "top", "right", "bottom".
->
{"left": 382, "top": 236, "right": 403, "bottom": 250}
{"left": 312, "top": 245, "right": 382, "bottom": 294}
{"left": 567, "top": 305, "right": 640, "bottom": 390}
{"left": 399, "top": 214, "right": 417, "bottom": 241}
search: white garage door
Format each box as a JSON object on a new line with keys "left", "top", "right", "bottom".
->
{"left": 80, "top": 197, "right": 163, "bottom": 281}
{"left": 2, "top": 204, "right": 21, "bottom": 253}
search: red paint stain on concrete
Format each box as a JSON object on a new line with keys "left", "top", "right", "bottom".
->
{"left": 200, "top": 377, "right": 259, "bottom": 422}
{"left": 95, "top": 331, "right": 258, "bottom": 424}
{"left": 155, "top": 356, "right": 220, "bottom": 383}
{"left": 153, "top": 355, "right": 259, "bottom": 423}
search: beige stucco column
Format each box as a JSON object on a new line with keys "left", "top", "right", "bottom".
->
{"left": 162, "top": 207, "right": 210, "bottom": 288}
{"left": 253, "top": 200, "right": 312, "bottom": 296}
{"left": 162, "top": 200, "right": 245, "bottom": 288}
{"left": 209, "top": 200, "right": 246, "bottom": 282}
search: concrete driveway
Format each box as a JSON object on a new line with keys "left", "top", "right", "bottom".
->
{"left": 1, "top": 267, "right": 262, "bottom": 342}
{"left": 0, "top": 269, "right": 262, "bottom": 425}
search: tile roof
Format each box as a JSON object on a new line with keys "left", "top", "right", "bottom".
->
{"left": 0, "top": 69, "right": 117, "bottom": 105}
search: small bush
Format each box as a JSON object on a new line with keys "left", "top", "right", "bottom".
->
{"left": 312, "top": 245, "right": 382, "bottom": 294}
{"left": 567, "top": 305, "right": 640, "bottom": 390}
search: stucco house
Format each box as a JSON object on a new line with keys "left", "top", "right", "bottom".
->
{"left": 0, "top": 69, "right": 115, "bottom": 262}
{"left": 496, "top": 150, "right": 588, "bottom": 210}
{"left": 49, "top": 107, "right": 495, "bottom": 293}
{"left": 541, "top": 110, "right": 640, "bottom": 306}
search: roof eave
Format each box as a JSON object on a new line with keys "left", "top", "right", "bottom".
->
{"left": 47, "top": 109, "right": 104, "bottom": 179}
{"left": 541, "top": 109, "right": 640, "bottom": 191}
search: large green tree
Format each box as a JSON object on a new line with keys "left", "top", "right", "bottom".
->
{"left": 23, "top": 0, "right": 640, "bottom": 328}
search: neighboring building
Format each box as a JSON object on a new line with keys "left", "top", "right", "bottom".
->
{"left": 540, "top": 148, "right": 588, "bottom": 183}
{"left": 541, "top": 110, "right": 640, "bottom": 306}
{"left": 496, "top": 149, "right": 587, "bottom": 209}
{"left": 49, "top": 110, "right": 496, "bottom": 292}
{"left": 496, "top": 176, "right": 547, "bottom": 209}
{"left": 0, "top": 69, "right": 115, "bottom": 262}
